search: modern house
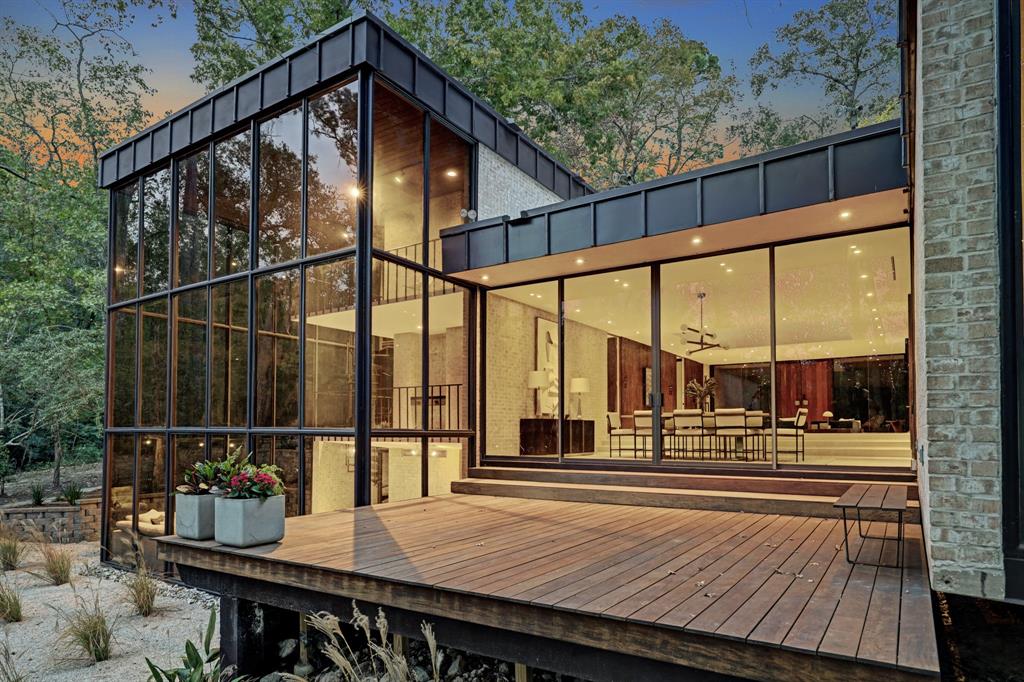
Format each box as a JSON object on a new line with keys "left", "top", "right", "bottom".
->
{"left": 97, "top": 1, "right": 1022, "bottom": 679}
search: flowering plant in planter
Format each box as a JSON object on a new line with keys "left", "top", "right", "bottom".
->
{"left": 214, "top": 451, "right": 250, "bottom": 491}
{"left": 223, "top": 464, "right": 284, "bottom": 499}
{"left": 176, "top": 460, "right": 218, "bottom": 495}
{"left": 215, "top": 463, "right": 286, "bottom": 547}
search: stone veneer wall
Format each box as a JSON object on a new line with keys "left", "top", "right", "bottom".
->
{"left": 915, "top": 0, "right": 1004, "bottom": 599}
{"left": 0, "top": 496, "right": 102, "bottom": 542}
{"left": 477, "top": 145, "right": 562, "bottom": 221}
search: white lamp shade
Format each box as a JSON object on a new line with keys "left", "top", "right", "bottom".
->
{"left": 822, "top": 411, "right": 834, "bottom": 419}
{"left": 527, "top": 371, "right": 547, "bottom": 389}
{"left": 570, "top": 377, "right": 590, "bottom": 394}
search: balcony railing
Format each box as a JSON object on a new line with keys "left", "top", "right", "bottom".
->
{"left": 373, "top": 383, "right": 465, "bottom": 430}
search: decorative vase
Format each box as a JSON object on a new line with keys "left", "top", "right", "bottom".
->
{"left": 175, "top": 494, "right": 216, "bottom": 541}
{"left": 214, "top": 495, "right": 285, "bottom": 548}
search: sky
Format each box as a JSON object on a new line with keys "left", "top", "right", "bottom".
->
{"left": 2, "top": 0, "right": 845, "bottom": 121}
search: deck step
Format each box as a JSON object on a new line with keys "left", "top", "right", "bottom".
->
{"left": 452, "top": 477, "right": 921, "bottom": 521}
{"left": 467, "top": 466, "right": 919, "bottom": 500}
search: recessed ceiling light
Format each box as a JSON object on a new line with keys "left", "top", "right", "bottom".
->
{"left": 393, "top": 175, "right": 403, "bottom": 184}
{"left": 840, "top": 211, "right": 852, "bottom": 219}
{"left": 853, "top": 249, "right": 862, "bottom": 254}
{"left": 860, "top": 274, "right": 868, "bottom": 279}
{"left": 575, "top": 257, "right": 585, "bottom": 265}
{"left": 726, "top": 268, "right": 733, "bottom": 273}
{"left": 720, "top": 262, "right": 726, "bottom": 267}
{"left": 613, "top": 278, "right": 620, "bottom": 283}
{"left": 481, "top": 274, "right": 489, "bottom": 281}
{"left": 574, "top": 308, "right": 581, "bottom": 313}
{"left": 622, "top": 282, "right": 630, "bottom": 288}
{"left": 607, "top": 320, "right": 613, "bottom": 325}
{"left": 445, "top": 169, "right": 458, "bottom": 177}
{"left": 782, "top": 317, "right": 787, "bottom": 321}
{"left": 872, "top": 308, "right": 877, "bottom": 312}
{"left": 867, "top": 292, "right": 874, "bottom": 297}
{"left": 849, "top": 245, "right": 857, "bottom": 249}
{"left": 691, "top": 236, "right": 703, "bottom": 245}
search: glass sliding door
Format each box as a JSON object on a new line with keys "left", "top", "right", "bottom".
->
{"left": 660, "top": 251, "right": 771, "bottom": 465}
{"left": 773, "top": 228, "right": 912, "bottom": 468}
{"left": 564, "top": 268, "right": 651, "bottom": 460}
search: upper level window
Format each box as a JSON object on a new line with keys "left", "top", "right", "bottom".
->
{"left": 373, "top": 83, "right": 424, "bottom": 262}
{"left": 213, "top": 130, "right": 251, "bottom": 278}
{"left": 141, "top": 168, "right": 171, "bottom": 294}
{"left": 112, "top": 183, "right": 139, "bottom": 302}
{"left": 428, "top": 122, "right": 471, "bottom": 269}
{"left": 176, "top": 149, "right": 210, "bottom": 285}
{"left": 307, "top": 80, "right": 359, "bottom": 256}
{"left": 258, "top": 106, "right": 303, "bottom": 266}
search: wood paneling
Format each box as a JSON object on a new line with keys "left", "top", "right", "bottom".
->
{"left": 775, "top": 360, "right": 833, "bottom": 421}
{"left": 682, "top": 358, "right": 704, "bottom": 409}
{"left": 614, "top": 338, "right": 680, "bottom": 416}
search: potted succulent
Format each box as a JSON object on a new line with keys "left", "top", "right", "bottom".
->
{"left": 175, "top": 460, "right": 219, "bottom": 540}
{"left": 214, "top": 464, "right": 286, "bottom": 548}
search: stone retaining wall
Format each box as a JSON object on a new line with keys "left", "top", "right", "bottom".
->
{"left": 0, "top": 496, "right": 102, "bottom": 542}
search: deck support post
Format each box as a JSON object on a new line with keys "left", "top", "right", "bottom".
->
{"left": 220, "top": 596, "right": 298, "bottom": 675}
{"left": 393, "top": 633, "right": 405, "bottom": 657}
{"left": 514, "top": 662, "right": 531, "bottom": 682}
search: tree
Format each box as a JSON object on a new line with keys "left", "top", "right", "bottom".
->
{"left": 190, "top": 0, "right": 379, "bottom": 90}
{"left": 748, "top": 0, "right": 899, "bottom": 131}
{"left": 0, "top": 0, "right": 160, "bottom": 483}
{"left": 728, "top": 106, "right": 836, "bottom": 156}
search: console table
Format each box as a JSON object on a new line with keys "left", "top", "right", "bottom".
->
{"left": 519, "top": 418, "right": 595, "bottom": 456}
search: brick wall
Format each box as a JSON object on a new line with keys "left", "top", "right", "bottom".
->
{"left": 915, "top": 0, "right": 1004, "bottom": 599}
{"left": 477, "top": 145, "right": 561, "bottom": 221}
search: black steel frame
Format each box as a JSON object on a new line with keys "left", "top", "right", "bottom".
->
{"left": 102, "top": 65, "right": 477, "bottom": 565}
{"left": 477, "top": 224, "right": 914, "bottom": 472}
{"left": 998, "top": 0, "right": 1024, "bottom": 600}
{"left": 840, "top": 505, "right": 905, "bottom": 569}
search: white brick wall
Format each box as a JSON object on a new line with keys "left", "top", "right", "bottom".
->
{"left": 477, "top": 145, "right": 562, "bottom": 221}
{"left": 915, "top": 0, "right": 1004, "bottom": 599}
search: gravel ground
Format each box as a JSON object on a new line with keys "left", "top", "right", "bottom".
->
{"left": 0, "top": 541, "right": 218, "bottom": 681}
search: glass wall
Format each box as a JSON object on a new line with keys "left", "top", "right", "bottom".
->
{"left": 483, "top": 230, "right": 912, "bottom": 468}
{"left": 104, "top": 74, "right": 475, "bottom": 566}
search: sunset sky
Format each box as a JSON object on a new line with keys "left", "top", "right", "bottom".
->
{"left": 4, "top": 1, "right": 894, "bottom": 146}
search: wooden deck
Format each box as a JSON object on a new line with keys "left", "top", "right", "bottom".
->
{"left": 158, "top": 494, "right": 939, "bottom": 682}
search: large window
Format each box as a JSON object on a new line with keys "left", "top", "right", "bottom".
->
{"left": 108, "top": 306, "right": 136, "bottom": 427}
{"left": 142, "top": 169, "right": 171, "bottom": 294}
{"left": 373, "top": 84, "right": 424, "bottom": 260}
{"left": 213, "top": 130, "right": 251, "bottom": 277}
{"left": 112, "top": 184, "right": 139, "bottom": 302}
{"left": 139, "top": 299, "right": 168, "bottom": 427}
{"left": 173, "top": 289, "right": 207, "bottom": 426}
{"left": 305, "top": 258, "right": 356, "bottom": 427}
{"left": 258, "top": 107, "right": 303, "bottom": 266}
{"left": 428, "top": 123, "right": 471, "bottom": 268}
{"left": 176, "top": 150, "right": 209, "bottom": 285}
{"left": 255, "top": 269, "right": 300, "bottom": 427}
{"left": 308, "top": 80, "right": 359, "bottom": 255}
{"left": 210, "top": 279, "right": 247, "bottom": 427}
{"left": 105, "top": 435, "right": 135, "bottom": 565}
{"left": 371, "top": 258, "right": 422, "bottom": 429}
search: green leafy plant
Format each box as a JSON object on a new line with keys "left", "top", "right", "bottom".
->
{"left": 32, "top": 534, "right": 72, "bottom": 586}
{"left": 214, "top": 452, "right": 250, "bottom": 491}
{"left": 223, "top": 464, "right": 283, "bottom": 500}
{"left": 0, "top": 582, "right": 23, "bottom": 623}
{"left": 57, "top": 593, "right": 116, "bottom": 663}
{"left": 126, "top": 558, "right": 158, "bottom": 617}
{"left": 176, "top": 460, "right": 219, "bottom": 496}
{"left": 28, "top": 484, "right": 45, "bottom": 507}
{"left": 145, "top": 608, "right": 228, "bottom": 681}
{"left": 59, "top": 480, "right": 83, "bottom": 505}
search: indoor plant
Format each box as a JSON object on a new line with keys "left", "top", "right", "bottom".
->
{"left": 174, "top": 459, "right": 219, "bottom": 540}
{"left": 214, "top": 464, "right": 285, "bottom": 548}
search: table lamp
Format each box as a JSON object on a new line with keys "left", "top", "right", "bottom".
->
{"left": 570, "top": 377, "right": 590, "bottom": 419}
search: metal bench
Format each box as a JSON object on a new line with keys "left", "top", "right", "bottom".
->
{"left": 834, "top": 483, "right": 907, "bottom": 568}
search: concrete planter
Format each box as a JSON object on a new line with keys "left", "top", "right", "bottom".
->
{"left": 175, "top": 494, "right": 216, "bottom": 540}
{"left": 214, "top": 495, "right": 285, "bottom": 548}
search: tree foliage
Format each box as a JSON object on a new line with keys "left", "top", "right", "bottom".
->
{"left": 748, "top": 0, "right": 899, "bottom": 131}
{"left": 0, "top": 0, "right": 162, "bottom": 483}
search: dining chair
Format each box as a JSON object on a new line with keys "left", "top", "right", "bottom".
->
{"left": 632, "top": 410, "right": 653, "bottom": 459}
{"left": 776, "top": 407, "right": 809, "bottom": 462}
{"left": 744, "top": 410, "right": 767, "bottom": 460}
{"left": 714, "top": 408, "right": 748, "bottom": 460}
{"left": 606, "top": 413, "right": 633, "bottom": 457}
{"left": 672, "top": 409, "right": 707, "bottom": 460}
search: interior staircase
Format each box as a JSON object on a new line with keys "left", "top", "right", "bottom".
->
{"left": 452, "top": 466, "right": 920, "bottom": 522}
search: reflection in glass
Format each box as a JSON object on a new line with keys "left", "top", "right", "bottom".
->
{"left": 174, "top": 289, "right": 207, "bottom": 426}
{"left": 176, "top": 150, "right": 209, "bottom": 285}
{"left": 428, "top": 123, "right": 471, "bottom": 268}
{"left": 427, "top": 278, "right": 469, "bottom": 430}
{"left": 210, "top": 279, "right": 247, "bottom": 427}
{"left": 109, "top": 306, "right": 136, "bottom": 427}
{"left": 142, "top": 169, "right": 171, "bottom": 294}
{"left": 371, "top": 258, "right": 422, "bottom": 429}
{"left": 565, "top": 269, "right": 651, "bottom": 460}
{"left": 254, "top": 435, "right": 300, "bottom": 516}
{"left": 426, "top": 437, "right": 466, "bottom": 497}
{"left": 112, "top": 183, "right": 139, "bottom": 302}
{"left": 372, "top": 84, "right": 424, "bottom": 260}
{"left": 303, "top": 435, "right": 354, "bottom": 512}
{"left": 376, "top": 437, "right": 421, "bottom": 503}
{"left": 258, "top": 107, "right": 303, "bottom": 266}
{"left": 305, "top": 259, "right": 356, "bottom": 427}
{"left": 169, "top": 435, "right": 206, "bottom": 534}
{"left": 255, "top": 270, "right": 299, "bottom": 426}
{"left": 485, "top": 282, "right": 559, "bottom": 456}
{"left": 213, "top": 131, "right": 251, "bottom": 277}
{"left": 106, "top": 434, "right": 135, "bottom": 565}
{"left": 209, "top": 433, "right": 247, "bottom": 461}
{"left": 136, "top": 434, "right": 167, "bottom": 571}
{"left": 139, "top": 299, "right": 168, "bottom": 427}
{"left": 308, "top": 81, "right": 358, "bottom": 255}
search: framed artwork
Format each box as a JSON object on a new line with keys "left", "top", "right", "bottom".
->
{"left": 535, "top": 317, "right": 559, "bottom": 416}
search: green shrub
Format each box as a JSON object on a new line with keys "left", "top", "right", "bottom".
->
{"left": 0, "top": 534, "right": 26, "bottom": 572}
{"left": 28, "top": 484, "right": 44, "bottom": 507}
{"left": 126, "top": 561, "right": 158, "bottom": 617}
{"left": 146, "top": 608, "right": 227, "bottom": 681}
{"left": 0, "top": 583, "right": 23, "bottom": 623}
{"left": 57, "top": 594, "right": 115, "bottom": 663}
{"left": 33, "top": 537, "right": 72, "bottom": 586}
{"left": 59, "top": 481, "right": 83, "bottom": 505}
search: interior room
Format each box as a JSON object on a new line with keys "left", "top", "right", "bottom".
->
{"left": 484, "top": 227, "right": 912, "bottom": 468}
